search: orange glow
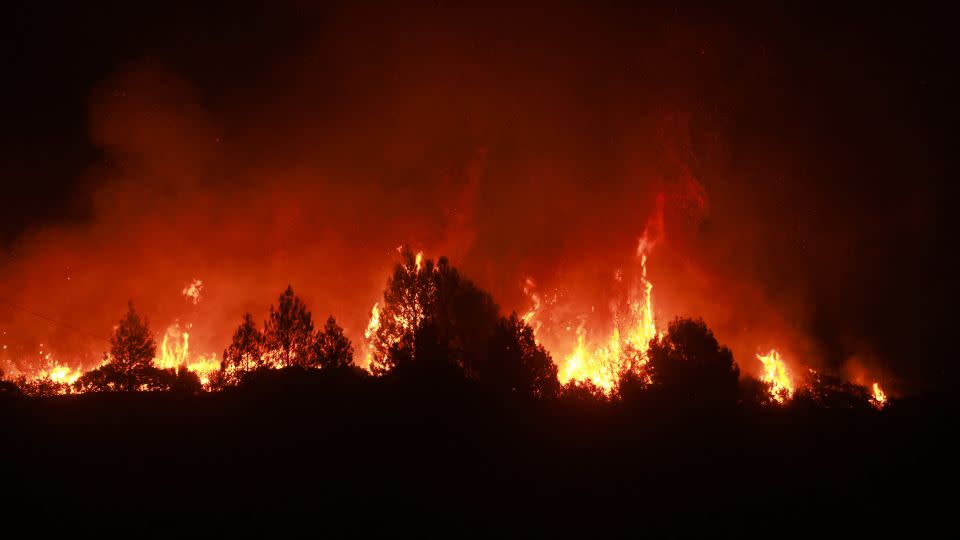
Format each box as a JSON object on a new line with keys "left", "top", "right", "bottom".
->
{"left": 363, "top": 302, "right": 381, "bottom": 367}
{"left": 871, "top": 382, "right": 887, "bottom": 409}
{"left": 22, "top": 360, "right": 85, "bottom": 393}
{"left": 2, "top": 232, "right": 894, "bottom": 401}
{"left": 363, "top": 253, "right": 428, "bottom": 371}
{"left": 181, "top": 278, "right": 203, "bottom": 304}
{"left": 520, "top": 278, "right": 541, "bottom": 325}
{"left": 154, "top": 325, "right": 219, "bottom": 386}
{"left": 541, "top": 237, "right": 660, "bottom": 392}
{"left": 43, "top": 362, "right": 83, "bottom": 385}
{"left": 756, "top": 349, "right": 794, "bottom": 403}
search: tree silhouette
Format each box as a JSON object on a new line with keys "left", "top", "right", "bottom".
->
{"left": 111, "top": 302, "right": 157, "bottom": 382}
{"left": 739, "top": 375, "right": 777, "bottom": 407}
{"left": 223, "top": 313, "right": 265, "bottom": 374}
{"left": 387, "top": 318, "right": 465, "bottom": 384}
{"left": 367, "top": 250, "right": 438, "bottom": 374}
{"left": 646, "top": 317, "right": 740, "bottom": 407}
{"left": 312, "top": 316, "right": 354, "bottom": 369}
{"left": 70, "top": 303, "right": 207, "bottom": 393}
{"left": 264, "top": 286, "right": 314, "bottom": 368}
{"left": 486, "top": 313, "right": 560, "bottom": 398}
{"left": 368, "top": 249, "right": 499, "bottom": 379}
{"left": 616, "top": 367, "right": 651, "bottom": 406}
{"left": 75, "top": 302, "right": 158, "bottom": 391}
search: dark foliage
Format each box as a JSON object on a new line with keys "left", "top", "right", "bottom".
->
{"left": 793, "top": 371, "right": 874, "bottom": 410}
{"left": 312, "top": 316, "right": 354, "bottom": 370}
{"left": 486, "top": 313, "right": 560, "bottom": 399}
{"left": 108, "top": 302, "right": 157, "bottom": 391}
{"left": 3, "top": 370, "right": 939, "bottom": 526}
{"left": 0, "top": 371, "right": 19, "bottom": 396}
{"left": 368, "top": 250, "right": 559, "bottom": 397}
{"left": 560, "top": 379, "right": 610, "bottom": 404}
{"left": 264, "top": 285, "right": 314, "bottom": 367}
{"left": 71, "top": 303, "right": 162, "bottom": 392}
{"left": 738, "top": 375, "right": 778, "bottom": 407}
{"left": 222, "top": 312, "right": 265, "bottom": 373}
{"left": 646, "top": 317, "right": 740, "bottom": 408}
{"left": 369, "top": 250, "right": 499, "bottom": 376}
{"left": 13, "top": 375, "right": 71, "bottom": 397}
{"left": 74, "top": 363, "right": 200, "bottom": 393}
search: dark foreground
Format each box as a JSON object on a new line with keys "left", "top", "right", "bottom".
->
{"left": 0, "top": 372, "right": 951, "bottom": 530}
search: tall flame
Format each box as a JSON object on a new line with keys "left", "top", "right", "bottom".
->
{"left": 154, "top": 325, "right": 219, "bottom": 386}
{"left": 363, "top": 302, "right": 381, "bottom": 367}
{"left": 871, "top": 382, "right": 887, "bottom": 409}
{"left": 757, "top": 349, "right": 794, "bottom": 403}
{"left": 553, "top": 244, "right": 660, "bottom": 392}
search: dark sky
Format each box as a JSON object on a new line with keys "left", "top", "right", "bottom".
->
{"left": 1, "top": 2, "right": 954, "bottom": 392}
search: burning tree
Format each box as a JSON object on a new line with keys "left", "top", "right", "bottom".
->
{"left": 72, "top": 302, "right": 201, "bottom": 392}
{"left": 366, "top": 249, "right": 559, "bottom": 397}
{"left": 367, "top": 250, "right": 498, "bottom": 376}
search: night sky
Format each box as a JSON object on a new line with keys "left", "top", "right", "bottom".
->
{"left": 1, "top": 2, "right": 954, "bottom": 393}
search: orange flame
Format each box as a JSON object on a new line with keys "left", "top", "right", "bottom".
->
{"left": 757, "top": 349, "right": 794, "bottom": 403}
{"left": 154, "top": 325, "right": 219, "bottom": 386}
{"left": 181, "top": 278, "right": 203, "bottom": 304}
{"left": 871, "top": 382, "right": 887, "bottom": 409}
{"left": 550, "top": 240, "right": 660, "bottom": 392}
{"left": 363, "top": 302, "right": 381, "bottom": 367}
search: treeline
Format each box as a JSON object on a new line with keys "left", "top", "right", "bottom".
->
{"left": 0, "top": 250, "right": 887, "bottom": 411}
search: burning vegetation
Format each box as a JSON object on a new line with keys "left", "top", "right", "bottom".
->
{"left": 1, "top": 240, "right": 892, "bottom": 411}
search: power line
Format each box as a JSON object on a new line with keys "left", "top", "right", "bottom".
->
{"left": 0, "top": 298, "right": 109, "bottom": 343}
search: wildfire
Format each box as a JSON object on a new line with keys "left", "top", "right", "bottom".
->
{"left": 521, "top": 278, "right": 540, "bottom": 324}
{"left": 364, "top": 303, "right": 381, "bottom": 340}
{"left": 871, "top": 382, "right": 887, "bottom": 409}
{"left": 41, "top": 363, "right": 83, "bottom": 385}
{"left": 757, "top": 349, "right": 794, "bottom": 403}
{"left": 154, "top": 325, "right": 219, "bottom": 385}
{"left": 1, "top": 234, "right": 899, "bottom": 403}
{"left": 548, "top": 242, "right": 660, "bottom": 392}
{"left": 182, "top": 278, "right": 204, "bottom": 304}
{"left": 363, "top": 302, "right": 381, "bottom": 366}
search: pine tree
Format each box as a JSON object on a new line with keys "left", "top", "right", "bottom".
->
{"left": 312, "top": 316, "right": 354, "bottom": 369}
{"left": 223, "top": 313, "right": 265, "bottom": 373}
{"left": 109, "top": 302, "right": 157, "bottom": 390}
{"left": 264, "top": 286, "right": 314, "bottom": 367}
